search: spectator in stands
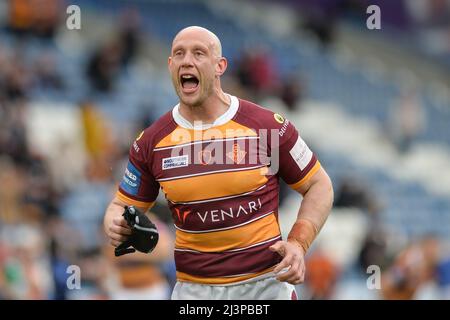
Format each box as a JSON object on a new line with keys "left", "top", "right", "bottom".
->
{"left": 6, "top": 0, "right": 62, "bottom": 39}
{"left": 437, "top": 256, "right": 450, "bottom": 299}
{"left": 303, "top": 249, "right": 340, "bottom": 299}
{"left": 33, "top": 52, "right": 65, "bottom": 91}
{"left": 0, "top": 223, "right": 54, "bottom": 299}
{"left": 358, "top": 226, "right": 388, "bottom": 273}
{"left": 0, "top": 157, "right": 26, "bottom": 223}
{"left": 31, "top": 0, "right": 62, "bottom": 39}
{"left": 0, "top": 242, "right": 13, "bottom": 299}
{"left": 405, "top": 0, "right": 450, "bottom": 30}
{"left": 279, "top": 74, "right": 305, "bottom": 112}
{"left": 86, "top": 40, "right": 123, "bottom": 92}
{"left": 234, "top": 47, "right": 279, "bottom": 98}
{"left": 66, "top": 248, "right": 109, "bottom": 300}
{"left": 3, "top": 54, "right": 31, "bottom": 100}
{"left": 296, "top": 0, "right": 341, "bottom": 47}
{"left": 6, "top": 0, "right": 34, "bottom": 36}
{"left": 334, "top": 176, "right": 382, "bottom": 217}
{"left": 381, "top": 236, "right": 440, "bottom": 300}
{"left": 388, "top": 86, "right": 426, "bottom": 153}
{"left": 117, "top": 7, "right": 143, "bottom": 67}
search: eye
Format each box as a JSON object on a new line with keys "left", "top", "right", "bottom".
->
{"left": 195, "top": 50, "right": 204, "bottom": 57}
{"left": 174, "top": 50, "right": 183, "bottom": 57}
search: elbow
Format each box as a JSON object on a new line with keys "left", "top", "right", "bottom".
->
{"left": 325, "top": 172, "right": 334, "bottom": 210}
{"left": 320, "top": 170, "right": 334, "bottom": 212}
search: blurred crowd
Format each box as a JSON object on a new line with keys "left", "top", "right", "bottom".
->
{"left": 0, "top": 0, "right": 177, "bottom": 300}
{"left": 1, "top": 0, "right": 449, "bottom": 300}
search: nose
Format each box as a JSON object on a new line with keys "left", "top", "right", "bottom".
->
{"left": 181, "top": 51, "right": 194, "bottom": 67}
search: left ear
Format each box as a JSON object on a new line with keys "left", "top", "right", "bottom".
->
{"left": 215, "top": 57, "right": 227, "bottom": 77}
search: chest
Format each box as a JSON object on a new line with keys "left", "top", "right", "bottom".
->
{"left": 151, "top": 138, "right": 269, "bottom": 203}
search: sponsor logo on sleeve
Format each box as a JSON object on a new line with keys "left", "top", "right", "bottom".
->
{"left": 136, "top": 130, "right": 144, "bottom": 141}
{"left": 162, "top": 155, "right": 189, "bottom": 170}
{"left": 274, "top": 113, "right": 285, "bottom": 124}
{"left": 289, "top": 136, "right": 313, "bottom": 170}
{"left": 120, "top": 161, "right": 142, "bottom": 195}
{"left": 133, "top": 141, "right": 140, "bottom": 153}
{"left": 279, "top": 119, "right": 290, "bottom": 137}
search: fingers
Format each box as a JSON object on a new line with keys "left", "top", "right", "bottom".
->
{"left": 109, "top": 224, "right": 132, "bottom": 236}
{"left": 277, "top": 258, "right": 299, "bottom": 282}
{"left": 113, "top": 217, "right": 131, "bottom": 229}
{"left": 269, "top": 242, "right": 281, "bottom": 252}
{"left": 107, "top": 217, "right": 132, "bottom": 247}
{"left": 110, "top": 239, "right": 122, "bottom": 247}
{"left": 107, "top": 225, "right": 130, "bottom": 247}
{"left": 278, "top": 259, "right": 306, "bottom": 284}
{"left": 270, "top": 241, "right": 306, "bottom": 284}
{"left": 292, "top": 263, "right": 306, "bottom": 285}
{"left": 108, "top": 231, "right": 129, "bottom": 243}
{"left": 273, "top": 253, "right": 293, "bottom": 274}
{"left": 269, "top": 241, "right": 285, "bottom": 255}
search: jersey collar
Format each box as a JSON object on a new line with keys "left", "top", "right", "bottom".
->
{"left": 172, "top": 94, "right": 239, "bottom": 130}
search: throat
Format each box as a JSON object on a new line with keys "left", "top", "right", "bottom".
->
{"left": 179, "top": 94, "right": 232, "bottom": 128}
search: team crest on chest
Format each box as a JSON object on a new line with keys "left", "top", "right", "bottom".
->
{"left": 226, "top": 143, "right": 247, "bottom": 164}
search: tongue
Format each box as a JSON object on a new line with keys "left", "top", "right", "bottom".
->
{"left": 183, "top": 80, "right": 198, "bottom": 89}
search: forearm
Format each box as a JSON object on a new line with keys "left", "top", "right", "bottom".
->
{"left": 288, "top": 168, "right": 334, "bottom": 253}
{"left": 296, "top": 174, "right": 333, "bottom": 231}
{"left": 103, "top": 197, "right": 126, "bottom": 233}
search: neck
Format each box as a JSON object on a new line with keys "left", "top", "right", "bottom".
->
{"left": 179, "top": 89, "right": 231, "bottom": 125}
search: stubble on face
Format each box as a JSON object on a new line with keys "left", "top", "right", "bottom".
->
{"left": 169, "top": 26, "right": 223, "bottom": 108}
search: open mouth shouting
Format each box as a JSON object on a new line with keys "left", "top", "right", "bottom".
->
{"left": 180, "top": 73, "right": 199, "bottom": 94}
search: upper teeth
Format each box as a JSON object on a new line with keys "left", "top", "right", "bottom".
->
{"left": 182, "top": 75, "right": 194, "bottom": 79}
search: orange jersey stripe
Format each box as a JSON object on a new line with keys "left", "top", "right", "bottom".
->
{"left": 160, "top": 166, "right": 268, "bottom": 203}
{"left": 288, "top": 160, "right": 321, "bottom": 190}
{"left": 155, "top": 121, "right": 258, "bottom": 149}
{"left": 176, "top": 266, "right": 275, "bottom": 285}
{"left": 116, "top": 191, "right": 155, "bottom": 210}
{"left": 175, "top": 212, "right": 280, "bottom": 252}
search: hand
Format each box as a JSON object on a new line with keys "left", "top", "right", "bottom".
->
{"left": 114, "top": 206, "right": 160, "bottom": 257}
{"left": 106, "top": 216, "right": 132, "bottom": 247}
{"left": 269, "top": 240, "right": 306, "bottom": 285}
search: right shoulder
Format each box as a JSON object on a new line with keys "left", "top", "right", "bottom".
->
{"left": 129, "top": 110, "right": 178, "bottom": 165}
{"left": 136, "top": 110, "right": 178, "bottom": 151}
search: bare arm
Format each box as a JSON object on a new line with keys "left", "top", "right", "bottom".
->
{"left": 270, "top": 167, "right": 334, "bottom": 284}
{"left": 103, "top": 196, "right": 149, "bottom": 247}
{"left": 292, "top": 166, "right": 334, "bottom": 242}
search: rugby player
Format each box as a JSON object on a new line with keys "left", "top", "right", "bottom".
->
{"left": 104, "top": 26, "right": 334, "bottom": 300}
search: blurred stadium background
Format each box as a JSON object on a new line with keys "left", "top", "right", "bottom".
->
{"left": 0, "top": 0, "right": 450, "bottom": 300}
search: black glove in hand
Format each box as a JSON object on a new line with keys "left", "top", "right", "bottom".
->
{"left": 114, "top": 206, "right": 159, "bottom": 257}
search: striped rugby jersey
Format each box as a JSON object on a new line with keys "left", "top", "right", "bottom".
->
{"left": 117, "top": 95, "right": 321, "bottom": 285}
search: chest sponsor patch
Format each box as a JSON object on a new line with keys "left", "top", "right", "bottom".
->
{"left": 289, "top": 136, "right": 313, "bottom": 170}
{"left": 120, "top": 161, "right": 142, "bottom": 195}
{"left": 162, "top": 155, "right": 189, "bottom": 170}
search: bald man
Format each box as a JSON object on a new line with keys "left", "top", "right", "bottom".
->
{"left": 104, "top": 26, "right": 334, "bottom": 300}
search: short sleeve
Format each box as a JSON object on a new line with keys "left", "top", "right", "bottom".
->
{"left": 275, "top": 120, "right": 321, "bottom": 190}
{"left": 117, "top": 133, "right": 160, "bottom": 210}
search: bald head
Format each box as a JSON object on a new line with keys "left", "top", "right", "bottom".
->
{"left": 172, "top": 26, "right": 222, "bottom": 57}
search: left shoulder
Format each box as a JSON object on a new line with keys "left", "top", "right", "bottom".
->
{"left": 235, "top": 98, "right": 293, "bottom": 135}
